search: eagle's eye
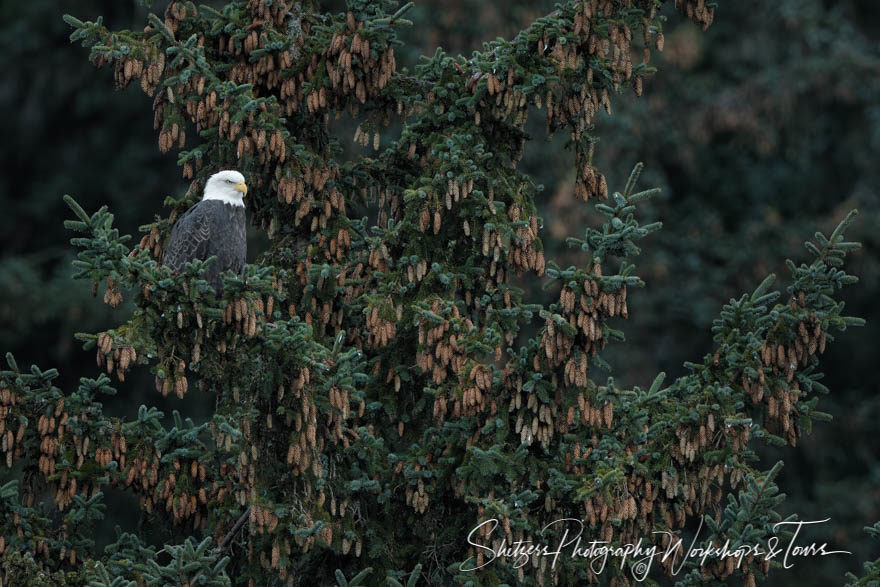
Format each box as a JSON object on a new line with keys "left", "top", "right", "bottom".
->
{"left": 226, "top": 179, "right": 234, "bottom": 183}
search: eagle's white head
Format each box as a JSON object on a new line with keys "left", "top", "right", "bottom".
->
{"left": 203, "top": 170, "right": 247, "bottom": 207}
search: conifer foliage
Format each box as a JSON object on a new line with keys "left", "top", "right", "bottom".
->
{"left": 0, "top": 0, "right": 868, "bottom": 585}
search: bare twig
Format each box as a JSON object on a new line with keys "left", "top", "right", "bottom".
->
{"left": 188, "top": 506, "right": 251, "bottom": 585}
{"left": 220, "top": 505, "right": 251, "bottom": 550}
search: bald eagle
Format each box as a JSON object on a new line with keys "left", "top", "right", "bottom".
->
{"left": 162, "top": 170, "right": 248, "bottom": 295}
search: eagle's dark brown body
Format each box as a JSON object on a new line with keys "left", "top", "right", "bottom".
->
{"left": 162, "top": 200, "right": 246, "bottom": 294}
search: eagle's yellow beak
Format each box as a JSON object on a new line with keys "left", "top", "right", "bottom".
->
{"left": 235, "top": 181, "right": 248, "bottom": 196}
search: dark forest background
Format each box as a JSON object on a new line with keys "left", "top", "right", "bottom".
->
{"left": 1, "top": 1, "right": 878, "bottom": 584}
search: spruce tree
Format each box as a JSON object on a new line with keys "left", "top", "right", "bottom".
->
{"left": 0, "top": 1, "right": 869, "bottom": 585}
